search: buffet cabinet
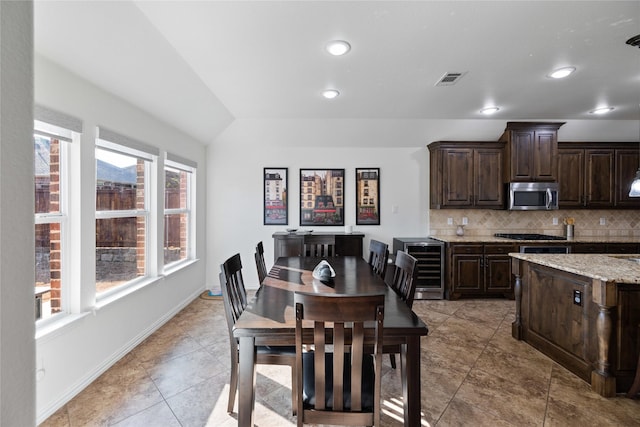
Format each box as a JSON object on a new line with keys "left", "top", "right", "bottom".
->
{"left": 272, "top": 232, "right": 364, "bottom": 261}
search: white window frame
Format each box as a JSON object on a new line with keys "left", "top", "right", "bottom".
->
{"left": 163, "top": 153, "right": 196, "bottom": 272}
{"left": 34, "top": 109, "right": 81, "bottom": 326}
{"left": 95, "top": 129, "right": 158, "bottom": 301}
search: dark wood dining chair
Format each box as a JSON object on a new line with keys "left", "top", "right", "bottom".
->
{"left": 386, "top": 250, "right": 418, "bottom": 369}
{"left": 368, "top": 239, "right": 389, "bottom": 279}
{"left": 220, "top": 254, "right": 297, "bottom": 414}
{"left": 294, "top": 292, "right": 385, "bottom": 426}
{"left": 303, "top": 234, "right": 336, "bottom": 257}
{"left": 254, "top": 241, "right": 268, "bottom": 283}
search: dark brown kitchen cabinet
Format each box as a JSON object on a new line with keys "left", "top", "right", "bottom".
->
{"left": 428, "top": 141, "right": 504, "bottom": 209}
{"left": 500, "top": 122, "right": 564, "bottom": 182}
{"left": 557, "top": 148, "right": 584, "bottom": 206}
{"left": 571, "top": 242, "right": 639, "bottom": 254}
{"left": 448, "top": 243, "right": 516, "bottom": 299}
{"left": 557, "top": 142, "right": 640, "bottom": 209}
{"left": 615, "top": 149, "right": 640, "bottom": 208}
{"left": 570, "top": 243, "right": 607, "bottom": 253}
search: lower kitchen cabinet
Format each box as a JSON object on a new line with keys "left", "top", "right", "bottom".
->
{"left": 571, "top": 242, "right": 640, "bottom": 254}
{"left": 448, "top": 243, "right": 516, "bottom": 299}
{"left": 272, "top": 232, "right": 364, "bottom": 261}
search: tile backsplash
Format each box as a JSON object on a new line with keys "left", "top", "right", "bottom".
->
{"left": 429, "top": 209, "right": 640, "bottom": 238}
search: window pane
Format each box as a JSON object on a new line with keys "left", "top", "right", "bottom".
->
{"left": 164, "top": 213, "right": 187, "bottom": 264}
{"left": 164, "top": 167, "right": 190, "bottom": 266}
{"left": 35, "top": 135, "right": 60, "bottom": 214}
{"left": 35, "top": 223, "right": 60, "bottom": 319}
{"left": 165, "top": 169, "right": 187, "bottom": 209}
{"left": 96, "top": 217, "right": 145, "bottom": 292}
{"left": 96, "top": 148, "right": 142, "bottom": 211}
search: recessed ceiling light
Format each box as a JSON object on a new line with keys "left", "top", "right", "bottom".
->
{"left": 548, "top": 67, "right": 576, "bottom": 79}
{"left": 480, "top": 107, "right": 500, "bottom": 115}
{"left": 589, "top": 106, "right": 614, "bottom": 115}
{"left": 326, "top": 40, "right": 351, "bottom": 56}
{"left": 322, "top": 89, "right": 340, "bottom": 99}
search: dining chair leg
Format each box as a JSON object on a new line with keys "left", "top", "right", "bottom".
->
{"left": 290, "top": 366, "right": 297, "bottom": 416}
{"left": 228, "top": 357, "right": 238, "bottom": 413}
{"left": 389, "top": 353, "right": 397, "bottom": 369}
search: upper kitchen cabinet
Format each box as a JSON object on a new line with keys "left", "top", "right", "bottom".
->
{"left": 557, "top": 142, "right": 640, "bottom": 209}
{"left": 499, "top": 122, "right": 565, "bottom": 182}
{"left": 428, "top": 141, "right": 504, "bottom": 209}
{"left": 615, "top": 148, "right": 640, "bottom": 208}
{"left": 558, "top": 146, "right": 614, "bottom": 207}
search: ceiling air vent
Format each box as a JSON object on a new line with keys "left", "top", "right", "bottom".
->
{"left": 435, "top": 72, "right": 467, "bottom": 86}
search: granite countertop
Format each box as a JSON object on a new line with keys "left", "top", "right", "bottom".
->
{"left": 509, "top": 253, "right": 640, "bottom": 284}
{"left": 430, "top": 236, "right": 639, "bottom": 244}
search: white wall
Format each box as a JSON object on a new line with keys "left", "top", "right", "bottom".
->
{"left": 34, "top": 55, "right": 208, "bottom": 423}
{"left": 0, "top": 2, "right": 36, "bottom": 425}
{"left": 207, "top": 118, "right": 431, "bottom": 289}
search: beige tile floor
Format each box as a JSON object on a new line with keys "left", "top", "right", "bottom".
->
{"left": 40, "top": 296, "right": 640, "bottom": 426}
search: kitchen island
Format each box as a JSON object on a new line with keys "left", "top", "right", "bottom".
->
{"left": 510, "top": 253, "right": 640, "bottom": 397}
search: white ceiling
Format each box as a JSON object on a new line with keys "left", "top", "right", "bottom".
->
{"left": 34, "top": 1, "right": 640, "bottom": 144}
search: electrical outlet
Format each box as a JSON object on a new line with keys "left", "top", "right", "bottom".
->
{"left": 462, "top": 217, "right": 468, "bottom": 225}
{"left": 447, "top": 218, "right": 453, "bottom": 225}
{"left": 600, "top": 217, "right": 606, "bottom": 225}
{"left": 573, "top": 290, "right": 582, "bottom": 306}
{"left": 552, "top": 217, "right": 558, "bottom": 225}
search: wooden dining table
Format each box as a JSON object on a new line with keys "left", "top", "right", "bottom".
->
{"left": 232, "top": 256, "right": 429, "bottom": 426}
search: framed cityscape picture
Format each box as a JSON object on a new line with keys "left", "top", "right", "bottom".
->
{"left": 263, "top": 168, "right": 288, "bottom": 225}
{"left": 355, "top": 168, "right": 380, "bottom": 225}
{"left": 299, "top": 169, "right": 345, "bottom": 226}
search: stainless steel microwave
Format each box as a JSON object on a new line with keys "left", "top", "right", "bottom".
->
{"left": 508, "top": 182, "right": 559, "bottom": 210}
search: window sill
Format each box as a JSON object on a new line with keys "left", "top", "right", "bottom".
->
{"left": 35, "top": 259, "right": 199, "bottom": 342}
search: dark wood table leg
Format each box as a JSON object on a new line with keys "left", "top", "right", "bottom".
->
{"left": 511, "top": 259, "right": 523, "bottom": 340}
{"left": 591, "top": 280, "right": 617, "bottom": 398}
{"left": 401, "top": 336, "right": 421, "bottom": 426}
{"left": 238, "top": 336, "right": 257, "bottom": 427}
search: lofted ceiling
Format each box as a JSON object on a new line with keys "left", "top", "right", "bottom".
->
{"left": 34, "top": 1, "right": 640, "bottom": 144}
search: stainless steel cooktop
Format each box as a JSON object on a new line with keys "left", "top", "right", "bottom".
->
{"left": 494, "top": 233, "right": 567, "bottom": 241}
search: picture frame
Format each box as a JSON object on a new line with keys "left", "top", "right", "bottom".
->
{"left": 299, "top": 169, "right": 345, "bottom": 226}
{"left": 263, "top": 168, "right": 288, "bottom": 225}
{"left": 356, "top": 168, "right": 380, "bottom": 225}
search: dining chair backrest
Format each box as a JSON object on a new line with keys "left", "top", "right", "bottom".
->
{"left": 389, "top": 250, "right": 419, "bottom": 309}
{"left": 294, "top": 292, "right": 385, "bottom": 427}
{"left": 220, "top": 253, "right": 298, "bottom": 415}
{"left": 220, "top": 253, "right": 248, "bottom": 329}
{"left": 255, "top": 241, "right": 268, "bottom": 283}
{"left": 367, "top": 239, "right": 389, "bottom": 279}
{"left": 303, "top": 234, "right": 336, "bottom": 257}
